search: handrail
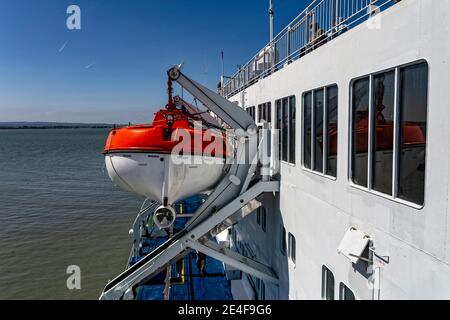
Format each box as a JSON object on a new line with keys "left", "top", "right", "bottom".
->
{"left": 220, "top": 0, "right": 399, "bottom": 99}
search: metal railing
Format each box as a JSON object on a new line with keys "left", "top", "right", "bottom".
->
{"left": 220, "top": 0, "right": 399, "bottom": 98}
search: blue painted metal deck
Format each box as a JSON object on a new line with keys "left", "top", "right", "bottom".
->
{"left": 128, "top": 196, "right": 233, "bottom": 300}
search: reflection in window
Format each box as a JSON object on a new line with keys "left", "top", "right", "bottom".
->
{"left": 302, "top": 85, "right": 338, "bottom": 177}
{"left": 339, "top": 283, "right": 355, "bottom": 300}
{"left": 398, "top": 63, "right": 428, "bottom": 205}
{"left": 289, "top": 96, "right": 296, "bottom": 164}
{"left": 321, "top": 266, "right": 335, "bottom": 300}
{"left": 303, "top": 92, "right": 312, "bottom": 169}
{"left": 314, "top": 89, "right": 324, "bottom": 172}
{"left": 372, "top": 71, "right": 395, "bottom": 195}
{"left": 350, "top": 61, "right": 428, "bottom": 206}
{"left": 276, "top": 96, "right": 296, "bottom": 164}
{"left": 351, "top": 77, "right": 370, "bottom": 187}
{"left": 276, "top": 100, "right": 282, "bottom": 160}
{"left": 282, "top": 98, "right": 289, "bottom": 162}
{"left": 326, "top": 86, "right": 338, "bottom": 177}
{"left": 258, "top": 102, "right": 272, "bottom": 123}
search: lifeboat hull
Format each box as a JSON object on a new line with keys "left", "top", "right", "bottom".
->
{"left": 105, "top": 152, "right": 225, "bottom": 204}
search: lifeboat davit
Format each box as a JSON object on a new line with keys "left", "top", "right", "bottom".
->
{"left": 104, "top": 80, "right": 231, "bottom": 218}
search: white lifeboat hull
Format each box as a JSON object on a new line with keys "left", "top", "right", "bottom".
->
{"left": 105, "top": 153, "right": 226, "bottom": 204}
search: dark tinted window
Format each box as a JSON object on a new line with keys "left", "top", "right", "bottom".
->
{"left": 314, "top": 89, "right": 324, "bottom": 172}
{"left": 288, "top": 233, "right": 296, "bottom": 264}
{"left": 303, "top": 85, "right": 338, "bottom": 177}
{"left": 289, "top": 96, "right": 296, "bottom": 164}
{"left": 326, "top": 85, "right": 338, "bottom": 177}
{"left": 280, "top": 225, "right": 286, "bottom": 254}
{"left": 339, "top": 283, "right": 355, "bottom": 300}
{"left": 321, "top": 266, "right": 335, "bottom": 300}
{"left": 276, "top": 100, "right": 282, "bottom": 160}
{"left": 282, "top": 98, "right": 289, "bottom": 162}
{"left": 351, "top": 77, "right": 370, "bottom": 187}
{"left": 398, "top": 62, "right": 428, "bottom": 205}
{"left": 303, "top": 92, "right": 312, "bottom": 169}
{"left": 372, "top": 71, "right": 395, "bottom": 195}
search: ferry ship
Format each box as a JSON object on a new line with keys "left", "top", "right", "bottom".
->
{"left": 100, "top": 0, "right": 450, "bottom": 300}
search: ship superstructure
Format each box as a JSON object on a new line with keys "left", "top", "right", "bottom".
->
{"left": 223, "top": 0, "right": 450, "bottom": 300}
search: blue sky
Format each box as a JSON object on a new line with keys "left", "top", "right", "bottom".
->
{"left": 0, "top": 0, "right": 310, "bottom": 123}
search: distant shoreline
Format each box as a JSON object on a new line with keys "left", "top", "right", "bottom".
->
{"left": 0, "top": 126, "right": 115, "bottom": 130}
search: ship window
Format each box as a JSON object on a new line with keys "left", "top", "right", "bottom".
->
{"left": 288, "top": 232, "right": 296, "bottom": 265}
{"left": 303, "top": 92, "right": 312, "bottom": 169}
{"left": 282, "top": 98, "right": 288, "bottom": 161}
{"left": 280, "top": 225, "right": 287, "bottom": 255}
{"left": 314, "top": 89, "right": 324, "bottom": 172}
{"left": 276, "top": 100, "right": 282, "bottom": 159}
{"left": 302, "top": 85, "right": 338, "bottom": 177}
{"left": 372, "top": 71, "right": 395, "bottom": 195}
{"left": 246, "top": 106, "right": 256, "bottom": 121}
{"left": 398, "top": 63, "right": 428, "bottom": 206}
{"left": 350, "top": 61, "right": 428, "bottom": 206}
{"left": 326, "top": 85, "right": 338, "bottom": 177}
{"left": 339, "top": 283, "right": 356, "bottom": 300}
{"left": 257, "top": 207, "right": 266, "bottom": 232}
{"left": 276, "top": 96, "right": 296, "bottom": 164}
{"left": 257, "top": 102, "right": 272, "bottom": 123}
{"left": 256, "top": 279, "right": 265, "bottom": 300}
{"left": 351, "top": 77, "right": 370, "bottom": 187}
{"left": 321, "top": 266, "right": 335, "bottom": 300}
{"left": 289, "top": 96, "right": 296, "bottom": 164}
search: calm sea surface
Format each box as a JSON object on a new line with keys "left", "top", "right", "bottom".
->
{"left": 0, "top": 129, "right": 142, "bottom": 299}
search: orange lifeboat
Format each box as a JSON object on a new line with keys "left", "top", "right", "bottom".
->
{"left": 104, "top": 80, "right": 231, "bottom": 213}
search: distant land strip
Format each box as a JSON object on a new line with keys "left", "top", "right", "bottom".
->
{"left": 0, "top": 122, "right": 125, "bottom": 129}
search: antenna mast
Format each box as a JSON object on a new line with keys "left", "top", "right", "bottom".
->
{"left": 269, "top": 0, "right": 274, "bottom": 43}
{"left": 220, "top": 51, "right": 225, "bottom": 87}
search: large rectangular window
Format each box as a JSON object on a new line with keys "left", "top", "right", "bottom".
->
{"left": 350, "top": 61, "right": 428, "bottom": 206}
{"left": 276, "top": 96, "right": 296, "bottom": 164}
{"left": 302, "top": 85, "right": 338, "bottom": 177}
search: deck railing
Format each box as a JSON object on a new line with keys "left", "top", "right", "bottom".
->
{"left": 220, "top": 0, "right": 399, "bottom": 98}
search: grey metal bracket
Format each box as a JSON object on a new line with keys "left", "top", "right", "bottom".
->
{"left": 100, "top": 180, "right": 279, "bottom": 300}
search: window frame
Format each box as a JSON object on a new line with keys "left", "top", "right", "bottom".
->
{"left": 288, "top": 232, "right": 296, "bottom": 266}
{"left": 280, "top": 225, "right": 287, "bottom": 255}
{"left": 257, "top": 102, "right": 272, "bottom": 124}
{"left": 276, "top": 95, "right": 296, "bottom": 166}
{"left": 348, "top": 60, "right": 429, "bottom": 210}
{"left": 321, "top": 265, "right": 335, "bottom": 300}
{"left": 339, "top": 282, "right": 356, "bottom": 300}
{"left": 301, "top": 84, "right": 339, "bottom": 180}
